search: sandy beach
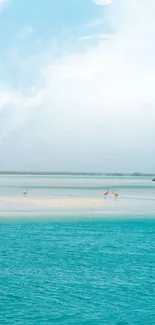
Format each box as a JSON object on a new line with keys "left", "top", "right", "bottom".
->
{"left": 0, "top": 196, "right": 109, "bottom": 208}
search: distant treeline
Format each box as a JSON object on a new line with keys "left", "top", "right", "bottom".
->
{"left": 0, "top": 171, "right": 154, "bottom": 177}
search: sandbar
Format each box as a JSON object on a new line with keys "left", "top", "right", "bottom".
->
{"left": 0, "top": 196, "right": 110, "bottom": 208}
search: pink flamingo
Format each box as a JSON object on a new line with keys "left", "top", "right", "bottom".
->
{"left": 104, "top": 189, "right": 109, "bottom": 199}
{"left": 113, "top": 190, "right": 119, "bottom": 198}
{"left": 23, "top": 188, "right": 28, "bottom": 197}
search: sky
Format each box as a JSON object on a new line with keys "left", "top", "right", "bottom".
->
{"left": 0, "top": 0, "right": 155, "bottom": 172}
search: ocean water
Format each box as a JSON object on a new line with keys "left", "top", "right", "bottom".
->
{"left": 0, "top": 220, "right": 155, "bottom": 324}
{"left": 0, "top": 175, "right": 155, "bottom": 324}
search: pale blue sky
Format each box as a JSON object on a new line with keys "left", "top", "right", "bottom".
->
{"left": 0, "top": 0, "right": 155, "bottom": 172}
{"left": 0, "top": 0, "right": 110, "bottom": 87}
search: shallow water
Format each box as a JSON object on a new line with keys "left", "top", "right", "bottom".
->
{"left": 0, "top": 175, "right": 154, "bottom": 218}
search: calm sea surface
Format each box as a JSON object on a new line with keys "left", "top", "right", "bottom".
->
{"left": 0, "top": 175, "right": 155, "bottom": 324}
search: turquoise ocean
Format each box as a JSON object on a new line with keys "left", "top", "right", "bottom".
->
{"left": 0, "top": 175, "right": 155, "bottom": 324}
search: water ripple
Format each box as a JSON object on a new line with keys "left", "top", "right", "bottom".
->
{"left": 0, "top": 220, "right": 155, "bottom": 324}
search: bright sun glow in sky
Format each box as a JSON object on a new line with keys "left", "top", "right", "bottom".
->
{"left": 0, "top": 0, "right": 154, "bottom": 172}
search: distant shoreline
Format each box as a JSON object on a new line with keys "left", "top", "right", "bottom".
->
{"left": 0, "top": 171, "right": 154, "bottom": 177}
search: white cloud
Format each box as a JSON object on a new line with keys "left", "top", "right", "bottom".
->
{"left": 0, "top": 0, "right": 155, "bottom": 171}
{"left": 0, "top": 0, "right": 7, "bottom": 7}
{"left": 93, "top": 0, "right": 114, "bottom": 6}
{"left": 78, "top": 34, "right": 111, "bottom": 41}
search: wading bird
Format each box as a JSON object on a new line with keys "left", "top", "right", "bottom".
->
{"left": 104, "top": 189, "right": 109, "bottom": 199}
{"left": 23, "top": 188, "right": 28, "bottom": 197}
{"left": 113, "top": 190, "right": 119, "bottom": 198}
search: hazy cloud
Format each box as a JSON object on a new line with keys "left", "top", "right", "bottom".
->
{"left": 86, "top": 18, "right": 104, "bottom": 28}
{"left": 17, "top": 26, "right": 34, "bottom": 40}
{"left": 78, "top": 34, "right": 111, "bottom": 41}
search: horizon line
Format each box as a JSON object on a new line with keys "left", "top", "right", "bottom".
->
{"left": 0, "top": 171, "right": 154, "bottom": 176}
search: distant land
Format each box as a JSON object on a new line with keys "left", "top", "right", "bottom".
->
{"left": 0, "top": 171, "right": 154, "bottom": 177}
